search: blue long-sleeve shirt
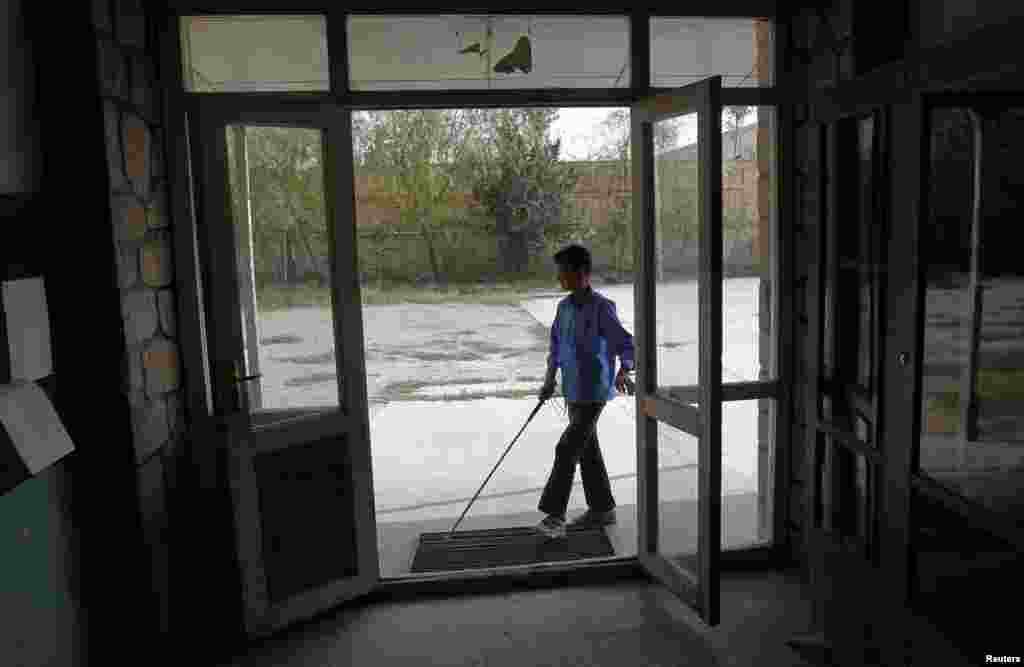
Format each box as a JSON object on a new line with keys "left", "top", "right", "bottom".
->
{"left": 547, "top": 287, "right": 635, "bottom": 402}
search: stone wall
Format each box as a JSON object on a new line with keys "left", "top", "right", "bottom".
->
{"left": 92, "top": 0, "right": 184, "bottom": 639}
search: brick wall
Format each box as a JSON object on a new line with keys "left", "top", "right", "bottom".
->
{"left": 354, "top": 162, "right": 758, "bottom": 230}
{"left": 92, "top": 0, "right": 184, "bottom": 639}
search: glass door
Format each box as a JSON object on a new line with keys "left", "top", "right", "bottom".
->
{"left": 191, "top": 104, "right": 377, "bottom": 638}
{"left": 632, "top": 76, "right": 723, "bottom": 625}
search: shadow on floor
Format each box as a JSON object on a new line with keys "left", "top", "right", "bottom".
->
{"left": 218, "top": 568, "right": 818, "bottom": 667}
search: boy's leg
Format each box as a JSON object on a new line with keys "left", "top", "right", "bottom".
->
{"left": 579, "top": 404, "right": 615, "bottom": 512}
{"left": 538, "top": 402, "right": 604, "bottom": 519}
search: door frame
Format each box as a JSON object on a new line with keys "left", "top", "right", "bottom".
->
{"left": 158, "top": 11, "right": 792, "bottom": 635}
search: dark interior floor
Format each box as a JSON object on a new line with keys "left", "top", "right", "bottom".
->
{"left": 217, "top": 567, "right": 818, "bottom": 667}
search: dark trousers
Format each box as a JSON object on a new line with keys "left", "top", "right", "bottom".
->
{"left": 538, "top": 402, "right": 616, "bottom": 519}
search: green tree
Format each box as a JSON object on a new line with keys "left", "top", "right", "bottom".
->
{"left": 583, "top": 110, "right": 688, "bottom": 278}
{"left": 458, "top": 109, "right": 581, "bottom": 276}
{"left": 724, "top": 106, "right": 753, "bottom": 159}
{"left": 230, "top": 126, "right": 327, "bottom": 286}
{"left": 362, "top": 109, "right": 485, "bottom": 284}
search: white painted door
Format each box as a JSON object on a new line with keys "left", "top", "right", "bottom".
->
{"left": 194, "top": 105, "right": 378, "bottom": 638}
{"left": 632, "top": 76, "right": 724, "bottom": 625}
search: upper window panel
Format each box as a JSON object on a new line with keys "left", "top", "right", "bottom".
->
{"left": 181, "top": 16, "right": 329, "bottom": 92}
{"left": 650, "top": 18, "right": 773, "bottom": 88}
{"left": 347, "top": 15, "right": 630, "bottom": 91}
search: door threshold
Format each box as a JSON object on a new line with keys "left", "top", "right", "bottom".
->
{"left": 365, "top": 556, "right": 645, "bottom": 603}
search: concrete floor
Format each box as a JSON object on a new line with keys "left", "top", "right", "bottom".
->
{"left": 217, "top": 568, "right": 817, "bottom": 667}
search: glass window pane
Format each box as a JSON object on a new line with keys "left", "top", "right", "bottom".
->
{"left": 652, "top": 112, "right": 701, "bottom": 394}
{"left": 722, "top": 106, "right": 776, "bottom": 382}
{"left": 919, "top": 106, "right": 1024, "bottom": 524}
{"left": 722, "top": 399, "right": 775, "bottom": 549}
{"left": 225, "top": 125, "right": 339, "bottom": 419}
{"left": 919, "top": 108, "right": 974, "bottom": 446}
{"left": 651, "top": 18, "right": 774, "bottom": 88}
{"left": 656, "top": 420, "right": 700, "bottom": 567}
{"left": 975, "top": 108, "right": 1024, "bottom": 444}
{"left": 347, "top": 15, "right": 630, "bottom": 91}
{"left": 181, "top": 16, "right": 329, "bottom": 92}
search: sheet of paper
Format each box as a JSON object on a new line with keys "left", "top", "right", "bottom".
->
{"left": 2, "top": 277, "right": 53, "bottom": 381}
{"left": 0, "top": 381, "right": 74, "bottom": 474}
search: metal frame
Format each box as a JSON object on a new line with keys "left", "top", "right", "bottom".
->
{"left": 161, "top": 7, "right": 789, "bottom": 610}
{"left": 165, "top": 2, "right": 781, "bottom": 18}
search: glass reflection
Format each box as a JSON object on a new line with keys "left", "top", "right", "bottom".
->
{"left": 918, "top": 107, "right": 1024, "bottom": 522}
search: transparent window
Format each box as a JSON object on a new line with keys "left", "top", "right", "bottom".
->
{"left": 722, "top": 399, "right": 776, "bottom": 548}
{"left": 651, "top": 18, "right": 774, "bottom": 88}
{"left": 347, "top": 15, "right": 630, "bottom": 91}
{"left": 919, "top": 108, "right": 974, "bottom": 440}
{"left": 650, "top": 106, "right": 777, "bottom": 391}
{"left": 181, "top": 15, "right": 329, "bottom": 92}
{"left": 722, "top": 106, "right": 777, "bottom": 382}
{"left": 652, "top": 111, "right": 702, "bottom": 394}
{"left": 224, "top": 125, "right": 340, "bottom": 418}
{"left": 918, "top": 106, "right": 1024, "bottom": 524}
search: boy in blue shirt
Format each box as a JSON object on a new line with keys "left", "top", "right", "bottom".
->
{"left": 536, "top": 244, "right": 635, "bottom": 539}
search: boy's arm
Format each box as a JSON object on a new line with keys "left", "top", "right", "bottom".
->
{"left": 599, "top": 300, "right": 635, "bottom": 372}
{"left": 545, "top": 307, "right": 560, "bottom": 385}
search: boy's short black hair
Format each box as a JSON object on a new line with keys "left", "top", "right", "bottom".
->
{"left": 553, "top": 244, "right": 592, "bottom": 274}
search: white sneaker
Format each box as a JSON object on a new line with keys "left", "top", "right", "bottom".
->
{"left": 535, "top": 514, "right": 566, "bottom": 539}
{"left": 567, "top": 508, "right": 617, "bottom": 529}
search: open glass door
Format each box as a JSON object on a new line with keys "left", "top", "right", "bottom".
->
{"left": 632, "top": 76, "right": 723, "bottom": 625}
{"left": 192, "top": 105, "right": 378, "bottom": 638}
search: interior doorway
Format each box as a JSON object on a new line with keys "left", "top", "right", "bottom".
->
{"left": 337, "top": 105, "right": 779, "bottom": 577}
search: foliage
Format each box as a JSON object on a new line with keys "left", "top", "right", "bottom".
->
{"left": 229, "top": 126, "right": 328, "bottom": 286}
{"left": 723, "top": 106, "right": 753, "bottom": 159}
{"left": 455, "top": 109, "right": 583, "bottom": 275}
{"left": 233, "top": 106, "right": 762, "bottom": 288}
{"left": 361, "top": 110, "right": 488, "bottom": 283}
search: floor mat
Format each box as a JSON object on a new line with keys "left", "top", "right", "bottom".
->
{"left": 410, "top": 526, "right": 615, "bottom": 573}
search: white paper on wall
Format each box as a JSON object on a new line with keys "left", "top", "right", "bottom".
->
{"left": 0, "top": 381, "right": 74, "bottom": 474}
{"left": 2, "top": 277, "right": 53, "bottom": 381}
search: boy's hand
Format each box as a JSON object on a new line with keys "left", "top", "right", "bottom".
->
{"left": 615, "top": 367, "right": 634, "bottom": 395}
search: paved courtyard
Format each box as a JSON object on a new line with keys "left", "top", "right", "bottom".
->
{"left": 253, "top": 278, "right": 771, "bottom": 523}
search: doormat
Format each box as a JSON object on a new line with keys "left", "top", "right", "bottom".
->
{"left": 410, "top": 526, "right": 615, "bottom": 573}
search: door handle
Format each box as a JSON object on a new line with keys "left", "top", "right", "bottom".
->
{"left": 231, "top": 359, "right": 262, "bottom": 384}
